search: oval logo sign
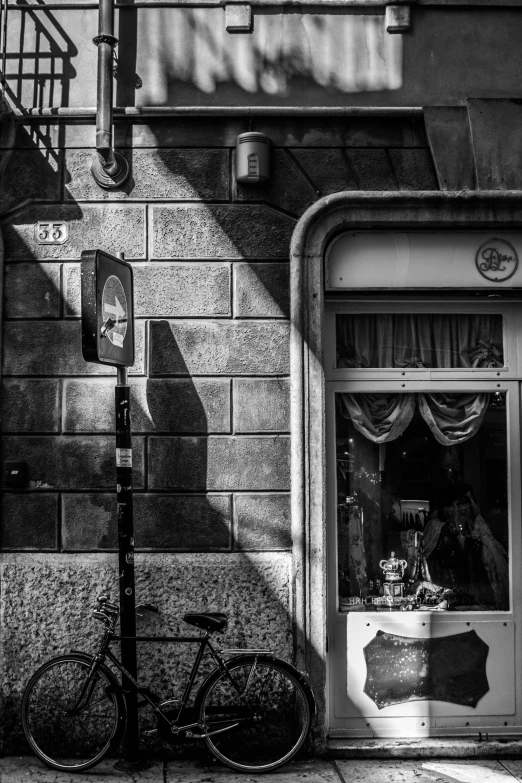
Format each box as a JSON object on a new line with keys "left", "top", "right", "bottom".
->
{"left": 475, "top": 238, "right": 519, "bottom": 282}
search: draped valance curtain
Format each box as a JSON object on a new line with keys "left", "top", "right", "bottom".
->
{"left": 337, "top": 392, "right": 490, "bottom": 445}
{"left": 336, "top": 312, "right": 502, "bottom": 444}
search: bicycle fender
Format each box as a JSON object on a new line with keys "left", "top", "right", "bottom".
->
{"left": 194, "top": 653, "right": 316, "bottom": 717}
{"left": 70, "top": 650, "right": 97, "bottom": 663}
{"left": 269, "top": 657, "right": 317, "bottom": 716}
{"left": 239, "top": 654, "right": 316, "bottom": 716}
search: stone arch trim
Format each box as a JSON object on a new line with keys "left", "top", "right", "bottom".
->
{"left": 289, "top": 190, "right": 522, "bottom": 742}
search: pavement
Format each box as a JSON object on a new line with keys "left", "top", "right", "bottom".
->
{"left": 3, "top": 757, "right": 522, "bottom": 783}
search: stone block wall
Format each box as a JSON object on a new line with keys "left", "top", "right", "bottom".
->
{"left": 0, "top": 553, "right": 293, "bottom": 752}
{"left": 0, "top": 114, "right": 438, "bottom": 751}
{"left": 0, "top": 113, "right": 437, "bottom": 556}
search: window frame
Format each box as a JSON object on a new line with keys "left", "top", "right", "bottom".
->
{"left": 326, "top": 377, "right": 520, "bottom": 620}
{"left": 325, "top": 299, "right": 522, "bottom": 382}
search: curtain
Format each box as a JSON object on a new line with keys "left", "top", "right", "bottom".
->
{"left": 418, "top": 393, "right": 490, "bottom": 446}
{"left": 337, "top": 393, "right": 415, "bottom": 443}
{"left": 337, "top": 313, "right": 503, "bottom": 370}
{"left": 336, "top": 313, "right": 497, "bottom": 445}
{"left": 338, "top": 392, "right": 489, "bottom": 446}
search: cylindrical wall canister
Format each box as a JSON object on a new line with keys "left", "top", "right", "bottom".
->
{"left": 235, "top": 132, "right": 271, "bottom": 183}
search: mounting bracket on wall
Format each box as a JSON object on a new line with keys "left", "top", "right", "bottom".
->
{"left": 224, "top": 2, "right": 410, "bottom": 36}
{"left": 225, "top": 4, "right": 252, "bottom": 33}
{"left": 385, "top": 3, "right": 412, "bottom": 33}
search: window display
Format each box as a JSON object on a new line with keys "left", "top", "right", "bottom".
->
{"left": 336, "top": 392, "right": 509, "bottom": 612}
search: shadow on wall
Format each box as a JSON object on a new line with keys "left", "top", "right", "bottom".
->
{"left": 0, "top": 313, "right": 328, "bottom": 752}
{"left": 5, "top": 1, "right": 77, "bottom": 115}
{"left": 0, "top": 234, "right": 337, "bottom": 754}
{"left": 2, "top": 6, "right": 403, "bottom": 109}
{"left": 0, "top": 100, "right": 404, "bottom": 746}
{"left": 0, "top": 121, "right": 67, "bottom": 219}
{"left": 136, "top": 9, "right": 403, "bottom": 102}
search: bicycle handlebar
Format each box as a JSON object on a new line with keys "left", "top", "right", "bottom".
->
{"left": 97, "top": 595, "right": 118, "bottom": 613}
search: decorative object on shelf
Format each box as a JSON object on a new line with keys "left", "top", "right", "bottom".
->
{"left": 413, "top": 580, "right": 456, "bottom": 611}
{"left": 379, "top": 551, "right": 408, "bottom": 600}
{"left": 379, "top": 551, "right": 407, "bottom": 583}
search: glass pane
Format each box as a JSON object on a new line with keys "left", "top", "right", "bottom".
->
{"left": 336, "top": 313, "right": 504, "bottom": 369}
{"left": 336, "top": 391, "right": 509, "bottom": 612}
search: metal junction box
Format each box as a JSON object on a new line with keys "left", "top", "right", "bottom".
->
{"left": 235, "top": 132, "right": 271, "bottom": 183}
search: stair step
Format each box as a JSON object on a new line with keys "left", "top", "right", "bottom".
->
{"left": 326, "top": 737, "right": 522, "bottom": 759}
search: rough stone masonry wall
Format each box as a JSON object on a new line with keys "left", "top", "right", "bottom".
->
{"left": 0, "top": 115, "right": 437, "bottom": 751}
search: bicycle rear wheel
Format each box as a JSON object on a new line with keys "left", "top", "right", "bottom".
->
{"left": 22, "top": 654, "right": 125, "bottom": 772}
{"left": 197, "top": 655, "right": 312, "bottom": 773}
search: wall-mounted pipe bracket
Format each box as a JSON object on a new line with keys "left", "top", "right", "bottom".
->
{"left": 91, "top": 3, "right": 130, "bottom": 189}
{"left": 91, "top": 149, "right": 129, "bottom": 189}
{"left": 93, "top": 33, "right": 118, "bottom": 47}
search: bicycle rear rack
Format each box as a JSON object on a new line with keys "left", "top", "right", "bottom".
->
{"left": 218, "top": 648, "right": 271, "bottom": 654}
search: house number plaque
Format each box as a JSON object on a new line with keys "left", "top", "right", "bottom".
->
{"left": 35, "top": 221, "right": 68, "bottom": 245}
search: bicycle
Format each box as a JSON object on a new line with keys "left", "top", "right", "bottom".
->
{"left": 21, "top": 594, "right": 315, "bottom": 774}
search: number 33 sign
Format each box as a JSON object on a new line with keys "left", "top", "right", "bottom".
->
{"left": 34, "top": 221, "right": 68, "bottom": 245}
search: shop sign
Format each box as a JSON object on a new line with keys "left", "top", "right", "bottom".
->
{"left": 475, "top": 238, "right": 518, "bottom": 282}
{"left": 326, "top": 231, "right": 522, "bottom": 290}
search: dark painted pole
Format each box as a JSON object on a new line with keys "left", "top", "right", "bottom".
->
{"left": 114, "top": 252, "right": 139, "bottom": 768}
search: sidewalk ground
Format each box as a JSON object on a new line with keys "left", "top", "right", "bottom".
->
{"left": 3, "top": 757, "right": 522, "bottom": 783}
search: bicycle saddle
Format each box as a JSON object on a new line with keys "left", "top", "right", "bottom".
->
{"left": 183, "top": 613, "right": 228, "bottom": 633}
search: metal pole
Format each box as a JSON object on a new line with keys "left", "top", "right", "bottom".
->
{"left": 114, "top": 253, "right": 140, "bottom": 770}
{"left": 95, "top": 0, "right": 116, "bottom": 166}
{"left": 91, "top": 0, "right": 129, "bottom": 188}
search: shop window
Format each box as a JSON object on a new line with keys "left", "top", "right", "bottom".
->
{"left": 336, "top": 391, "right": 509, "bottom": 613}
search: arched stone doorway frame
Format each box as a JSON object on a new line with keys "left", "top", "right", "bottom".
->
{"left": 289, "top": 191, "right": 522, "bottom": 744}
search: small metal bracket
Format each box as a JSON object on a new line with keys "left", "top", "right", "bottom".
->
{"left": 225, "top": 4, "right": 252, "bottom": 33}
{"left": 91, "top": 151, "right": 130, "bottom": 189}
{"left": 385, "top": 5, "right": 411, "bottom": 33}
{"left": 93, "top": 33, "right": 118, "bottom": 47}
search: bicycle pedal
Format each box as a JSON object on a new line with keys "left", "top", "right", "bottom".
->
{"left": 142, "top": 727, "right": 158, "bottom": 736}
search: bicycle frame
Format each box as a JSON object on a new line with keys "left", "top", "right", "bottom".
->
{"left": 85, "top": 627, "right": 271, "bottom": 739}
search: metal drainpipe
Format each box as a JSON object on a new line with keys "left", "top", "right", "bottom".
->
{"left": 91, "top": 0, "right": 129, "bottom": 189}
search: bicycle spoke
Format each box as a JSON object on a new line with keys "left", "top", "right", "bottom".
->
{"left": 22, "top": 656, "right": 121, "bottom": 772}
{"left": 199, "top": 657, "right": 311, "bottom": 773}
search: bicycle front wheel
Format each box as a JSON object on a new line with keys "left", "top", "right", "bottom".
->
{"left": 197, "top": 655, "right": 312, "bottom": 773}
{"left": 22, "top": 654, "right": 125, "bottom": 772}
